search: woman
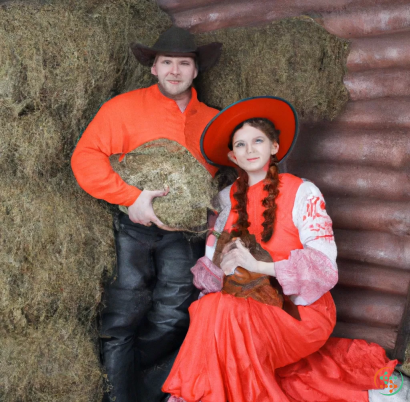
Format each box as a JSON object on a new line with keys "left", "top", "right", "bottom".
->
{"left": 162, "top": 97, "right": 397, "bottom": 402}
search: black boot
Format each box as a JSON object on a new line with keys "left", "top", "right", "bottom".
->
{"left": 100, "top": 286, "right": 152, "bottom": 402}
{"left": 135, "top": 349, "right": 179, "bottom": 402}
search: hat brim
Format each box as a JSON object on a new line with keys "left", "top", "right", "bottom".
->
{"left": 200, "top": 96, "right": 299, "bottom": 168}
{"left": 130, "top": 42, "right": 222, "bottom": 71}
{"left": 197, "top": 42, "right": 223, "bottom": 72}
{"left": 130, "top": 43, "right": 159, "bottom": 67}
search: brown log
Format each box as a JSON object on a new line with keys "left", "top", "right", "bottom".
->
{"left": 326, "top": 198, "right": 410, "bottom": 237}
{"left": 331, "top": 286, "right": 406, "bottom": 327}
{"left": 157, "top": 0, "right": 221, "bottom": 13}
{"left": 334, "top": 229, "right": 410, "bottom": 271}
{"left": 317, "top": 4, "right": 410, "bottom": 39}
{"left": 334, "top": 97, "right": 410, "bottom": 128}
{"left": 331, "top": 321, "right": 397, "bottom": 350}
{"left": 345, "top": 68, "right": 410, "bottom": 100}
{"left": 337, "top": 259, "right": 410, "bottom": 295}
{"left": 288, "top": 163, "right": 410, "bottom": 202}
{"left": 171, "top": 2, "right": 291, "bottom": 32}
{"left": 289, "top": 123, "right": 410, "bottom": 169}
{"left": 347, "top": 31, "right": 410, "bottom": 72}
{"left": 167, "top": 0, "right": 410, "bottom": 32}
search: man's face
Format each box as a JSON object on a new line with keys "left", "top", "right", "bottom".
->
{"left": 151, "top": 55, "right": 198, "bottom": 99}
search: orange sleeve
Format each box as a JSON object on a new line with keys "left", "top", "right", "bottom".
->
{"left": 71, "top": 103, "right": 141, "bottom": 206}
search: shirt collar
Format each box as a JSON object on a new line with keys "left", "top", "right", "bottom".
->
{"left": 152, "top": 84, "right": 199, "bottom": 114}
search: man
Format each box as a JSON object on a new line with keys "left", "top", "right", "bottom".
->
{"left": 71, "top": 27, "right": 222, "bottom": 402}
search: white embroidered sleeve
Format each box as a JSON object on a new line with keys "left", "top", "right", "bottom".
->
{"left": 275, "top": 181, "right": 338, "bottom": 306}
{"left": 205, "top": 185, "right": 232, "bottom": 261}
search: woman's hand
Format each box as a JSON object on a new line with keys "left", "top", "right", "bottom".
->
{"left": 220, "top": 239, "right": 276, "bottom": 276}
{"left": 220, "top": 239, "right": 259, "bottom": 275}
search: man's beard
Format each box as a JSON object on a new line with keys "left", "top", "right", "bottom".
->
{"left": 158, "top": 80, "right": 192, "bottom": 100}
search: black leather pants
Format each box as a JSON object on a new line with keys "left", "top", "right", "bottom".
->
{"left": 100, "top": 213, "right": 203, "bottom": 402}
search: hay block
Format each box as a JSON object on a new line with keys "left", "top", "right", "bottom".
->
{"left": 0, "top": 319, "right": 103, "bottom": 402}
{"left": 110, "top": 139, "right": 218, "bottom": 230}
{"left": 0, "top": 176, "right": 115, "bottom": 333}
{"left": 0, "top": 110, "right": 65, "bottom": 179}
{"left": 196, "top": 17, "right": 349, "bottom": 121}
{"left": 0, "top": 0, "right": 171, "bottom": 180}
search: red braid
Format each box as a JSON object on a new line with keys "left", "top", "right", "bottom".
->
{"left": 232, "top": 167, "right": 250, "bottom": 236}
{"left": 261, "top": 155, "right": 280, "bottom": 242}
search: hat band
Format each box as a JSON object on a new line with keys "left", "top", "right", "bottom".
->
{"left": 155, "top": 51, "right": 197, "bottom": 58}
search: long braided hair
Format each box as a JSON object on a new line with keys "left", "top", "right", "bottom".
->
{"left": 228, "top": 118, "right": 280, "bottom": 243}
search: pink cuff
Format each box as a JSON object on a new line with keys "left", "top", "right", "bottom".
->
{"left": 275, "top": 248, "right": 338, "bottom": 305}
{"left": 168, "top": 396, "right": 187, "bottom": 402}
{"left": 191, "top": 256, "right": 223, "bottom": 295}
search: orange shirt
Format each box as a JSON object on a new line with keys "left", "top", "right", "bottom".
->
{"left": 71, "top": 84, "right": 219, "bottom": 206}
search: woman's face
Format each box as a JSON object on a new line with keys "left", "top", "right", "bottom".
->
{"left": 230, "top": 124, "right": 279, "bottom": 175}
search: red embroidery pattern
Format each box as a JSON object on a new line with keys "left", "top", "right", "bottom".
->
{"left": 303, "top": 196, "right": 334, "bottom": 242}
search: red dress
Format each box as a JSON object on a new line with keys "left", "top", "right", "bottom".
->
{"left": 162, "top": 174, "right": 396, "bottom": 402}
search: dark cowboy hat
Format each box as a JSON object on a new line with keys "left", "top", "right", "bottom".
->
{"left": 130, "top": 26, "right": 222, "bottom": 72}
{"left": 200, "top": 96, "right": 299, "bottom": 168}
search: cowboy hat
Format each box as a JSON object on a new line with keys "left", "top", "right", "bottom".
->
{"left": 130, "top": 26, "right": 222, "bottom": 72}
{"left": 200, "top": 96, "right": 299, "bottom": 168}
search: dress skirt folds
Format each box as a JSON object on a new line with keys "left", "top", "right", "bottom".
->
{"left": 162, "top": 291, "right": 397, "bottom": 402}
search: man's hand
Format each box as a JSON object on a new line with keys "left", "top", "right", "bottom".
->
{"left": 127, "top": 187, "right": 169, "bottom": 227}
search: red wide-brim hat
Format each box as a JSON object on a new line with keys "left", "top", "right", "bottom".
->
{"left": 200, "top": 96, "right": 299, "bottom": 168}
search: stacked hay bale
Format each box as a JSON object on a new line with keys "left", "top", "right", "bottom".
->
{"left": 196, "top": 16, "right": 349, "bottom": 121}
{"left": 0, "top": 1, "right": 171, "bottom": 400}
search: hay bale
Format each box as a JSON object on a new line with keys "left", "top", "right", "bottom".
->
{"left": 0, "top": 110, "right": 65, "bottom": 179}
{"left": 0, "top": 0, "right": 171, "bottom": 180}
{"left": 0, "top": 318, "right": 103, "bottom": 402}
{"left": 0, "top": 2, "right": 117, "bottom": 127}
{"left": 196, "top": 17, "right": 349, "bottom": 121}
{"left": 110, "top": 139, "right": 218, "bottom": 230}
{"left": 0, "top": 175, "right": 115, "bottom": 333}
{"left": 0, "top": 0, "right": 171, "bottom": 123}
